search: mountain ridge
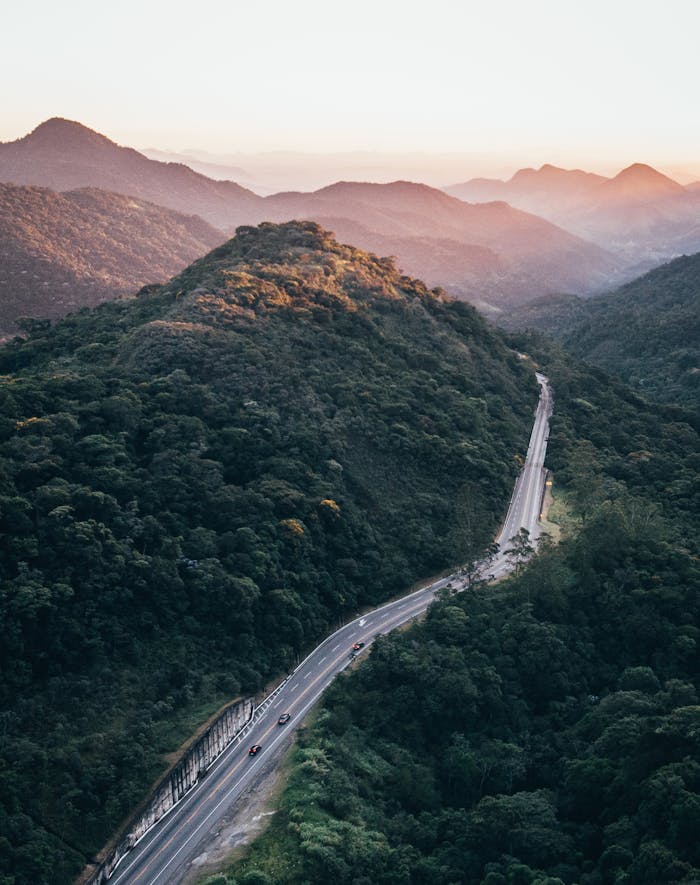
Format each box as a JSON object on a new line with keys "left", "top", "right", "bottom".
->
{"left": 445, "top": 161, "right": 700, "bottom": 263}
{"left": 0, "top": 181, "right": 224, "bottom": 335}
{"left": 501, "top": 250, "right": 700, "bottom": 407}
{"left": 0, "top": 119, "right": 625, "bottom": 308}
{"left": 0, "top": 220, "right": 538, "bottom": 883}
{"left": 0, "top": 117, "right": 261, "bottom": 229}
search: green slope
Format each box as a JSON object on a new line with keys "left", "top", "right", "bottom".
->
{"left": 502, "top": 253, "right": 700, "bottom": 409}
{"left": 228, "top": 343, "right": 700, "bottom": 885}
{"left": 0, "top": 222, "right": 537, "bottom": 883}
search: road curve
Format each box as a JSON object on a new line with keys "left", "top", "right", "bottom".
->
{"left": 108, "top": 372, "right": 553, "bottom": 885}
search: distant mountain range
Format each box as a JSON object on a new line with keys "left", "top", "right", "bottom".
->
{"left": 0, "top": 183, "right": 223, "bottom": 336}
{"left": 5, "top": 118, "right": 700, "bottom": 328}
{"left": 446, "top": 163, "right": 700, "bottom": 264}
{"left": 258, "top": 180, "right": 622, "bottom": 308}
{"left": 0, "top": 119, "right": 629, "bottom": 316}
{"left": 141, "top": 147, "right": 249, "bottom": 182}
{"left": 0, "top": 118, "right": 261, "bottom": 230}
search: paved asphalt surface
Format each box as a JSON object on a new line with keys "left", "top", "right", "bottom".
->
{"left": 108, "top": 373, "right": 553, "bottom": 885}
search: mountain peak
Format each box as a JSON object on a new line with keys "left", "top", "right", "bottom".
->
{"left": 0, "top": 118, "right": 261, "bottom": 228}
{"left": 21, "top": 117, "right": 116, "bottom": 151}
{"left": 604, "top": 163, "right": 684, "bottom": 198}
{"left": 155, "top": 220, "right": 410, "bottom": 322}
{"left": 616, "top": 162, "right": 669, "bottom": 178}
{"left": 509, "top": 164, "right": 606, "bottom": 188}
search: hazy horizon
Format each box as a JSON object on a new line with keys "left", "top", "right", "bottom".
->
{"left": 3, "top": 116, "right": 700, "bottom": 194}
{"left": 4, "top": 0, "right": 700, "bottom": 190}
{"left": 136, "top": 145, "right": 700, "bottom": 190}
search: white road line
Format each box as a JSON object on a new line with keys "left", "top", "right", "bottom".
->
{"left": 319, "top": 656, "right": 327, "bottom": 663}
{"left": 272, "top": 699, "right": 282, "bottom": 709}
{"left": 147, "top": 654, "right": 356, "bottom": 884}
{"left": 107, "top": 374, "right": 552, "bottom": 885}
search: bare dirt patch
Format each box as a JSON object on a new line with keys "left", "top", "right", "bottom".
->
{"left": 182, "top": 740, "right": 290, "bottom": 884}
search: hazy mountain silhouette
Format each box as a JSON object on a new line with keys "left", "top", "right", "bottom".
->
{"left": 141, "top": 147, "right": 249, "bottom": 182}
{"left": 0, "top": 182, "right": 223, "bottom": 335}
{"left": 595, "top": 163, "right": 685, "bottom": 202}
{"left": 446, "top": 162, "right": 700, "bottom": 264}
{"left": 447, "top": 164, "right": 607, "bottom": 213}
{"left": 0, "top": 120, "right": 627, "bottom": 307}
{"left": 259, "top": 181, "right": 623, "bottom": 307}
{"left": 0, "top": 118, "right": 261, "bottom": 229}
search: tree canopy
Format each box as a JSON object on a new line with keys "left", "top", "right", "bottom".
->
{"left": 228, "top": 338, "right": 700, "bottom": 885}
{"left": 0, "top": 222, "right": 538, "bottom": 883}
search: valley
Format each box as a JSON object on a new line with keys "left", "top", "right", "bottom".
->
{"left": 0, "top": 102, "right": 698, "bottom": 885}
{"left": 96, "top": 376, "right": 553, "bottom": 885}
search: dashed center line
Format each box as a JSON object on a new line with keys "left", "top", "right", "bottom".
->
{"left": 104, "top": 376, "right": 551, "bottom": 885}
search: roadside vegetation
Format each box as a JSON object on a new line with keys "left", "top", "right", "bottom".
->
{"left": 502, "top": 251, "right": 700, "bottom": 410}
{"left": 0, "top": 222, "right": 538, "bottom": 884}
{"left": 224, "top": 342, "right": 700, "bottom": 885}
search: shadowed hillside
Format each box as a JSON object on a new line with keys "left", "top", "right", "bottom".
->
{"left": 500, "top": 252, "right": 700, "bottom": 408}
{"left": 0, "top": 182, "right": 225, "bottom": 336}
{"left": 0, "top": 221, "right": 539, "bottom": 884}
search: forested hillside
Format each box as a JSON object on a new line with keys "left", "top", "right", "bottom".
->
{"left": 501, "top": 252, "right": 700, "bottom": 409}
{"left": 228, "top": 342, "right": 700, "bottom": 885}
{"left": 0, "top": 183, "right": 223, "bottom": 336}
{"left": 0, "top": 222, "right": 538, "bottom": 884}
{"left": 1, "top": 120, "right": 627, "bottom": 311}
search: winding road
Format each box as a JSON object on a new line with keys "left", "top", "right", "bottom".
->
{"left": 107, "top": 372, "right": 553, "bottom": 884}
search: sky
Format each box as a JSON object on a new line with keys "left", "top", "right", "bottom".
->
{"left": 3, "top": 0, "right": 700, "bottom": 182}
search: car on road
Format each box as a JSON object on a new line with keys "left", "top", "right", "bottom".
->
{"left": 248, "top": 744, "right": 262, "bottom": 756}
{"left": 351, "top": 642, "right": 365, "bottom": 651}
{"left": 277, "top": 713, "right": 291, "bottom": 725}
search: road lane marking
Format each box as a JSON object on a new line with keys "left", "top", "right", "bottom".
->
{"left": 144, "top": 650, "right": 360, "bottom": 883}
{"left": 113, "top": 571, "right": 462, "bottom": 883}
{"left": 110, "top": 376, "right": 552, "bottom": 885}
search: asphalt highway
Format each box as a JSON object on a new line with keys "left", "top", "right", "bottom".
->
{"left": 108, "top": 372, "right": 553, "bottom": 884}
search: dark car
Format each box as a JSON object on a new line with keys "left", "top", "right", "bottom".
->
{"left": 248, "top": 744, "right": 262, "bottom": 756}
{"left": 351, "top": 642, "right": 365, "bottom": 651}
{"left": 278, "top": 713, "right": 291, "bottom": 725}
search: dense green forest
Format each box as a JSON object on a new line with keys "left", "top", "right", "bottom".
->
{"left": 0, "top": 222, "right": 538, "bottom": 884}
{"left": 226, "top": 341, "right": 700, "bottom": 885}
{"left": 501, "top": 252, "right": 700, "bottom": 409}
